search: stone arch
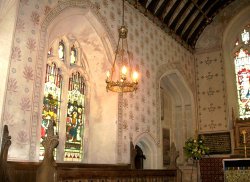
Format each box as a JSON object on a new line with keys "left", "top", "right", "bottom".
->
{"left": 222, "top": 5, "right": 250, "bottom": 120}
{"left": 133, "top": 132, "right": 158, "bottom": 169}
{"left": 156, "top": 63, "right": 195, "bottom": 165}
{"left": 30, "top": 0, "right": 117, "bottom": 161}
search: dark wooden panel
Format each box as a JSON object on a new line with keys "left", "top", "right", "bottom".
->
{"left": 200, "top": 158, "right": 226, "bottom": 182}
{"left": 199, "top": 132, "right": 231, "bottom": 155}
{"left": 7, "top": 162, "right": 177, "bottom": 182}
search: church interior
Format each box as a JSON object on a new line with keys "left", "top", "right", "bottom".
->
{"left": 0, "top": 0, "right": 250, "bottom": 181}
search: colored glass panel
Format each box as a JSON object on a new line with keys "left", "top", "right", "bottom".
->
{"left": 40, "top": 63, "right": 62, "bottom": 160}
{"left": 235, "top": 49, "right": 250, "bottom": 118}
{"left": 241, "top": 29, "right": 249, "bottom": 44}
{"left": 58, "top": 40, "right": 65, "bottom": 61}
{"left": 64, "top": 72, "right": 85, "bottom": 161}
{"left": 70, "top": 45, "right": 77, "bottom": 65}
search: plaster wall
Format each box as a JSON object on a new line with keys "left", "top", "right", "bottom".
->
{"left": 195, "top": 0, "right": 250, "bottom": 133}
{"left": 0, "top": 0, "right": 19, "bottom": 137}
{"left": 0, "top": 0, "right": 195, "bottom": 167}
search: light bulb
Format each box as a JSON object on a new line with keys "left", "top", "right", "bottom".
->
{"left": 106, "top": 71, "right": 110, "bottom": 80}
{"left": 132, "top": 71, "right": 138, "bottom": 82}
{"left": 121, "top": 66, "right": 127, "bottom": 75}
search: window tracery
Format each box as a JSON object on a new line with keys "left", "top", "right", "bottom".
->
{"left": 234, "top": 24, "right": 250, "bottom": 118}
{"left": 40, "top": 37, "right": 86, "bottom": 162}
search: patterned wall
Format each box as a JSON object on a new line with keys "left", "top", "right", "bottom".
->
{"left": 195, "top": 52, "right": 227, "bottom": 132}
{"left": 2, "top": 0, "right": 195, "bottom": 163}
{"left": 195, "top": 0, "right": 250, "bottom": 133}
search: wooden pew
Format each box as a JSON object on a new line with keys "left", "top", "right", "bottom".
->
{"left": 0, "top": 125, "right": 12, "bottom": 182}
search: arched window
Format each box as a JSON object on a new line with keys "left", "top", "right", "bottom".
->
{"left": 234, "top": 25, "right": 250, "bottom": 118}
{"left": 40, "top": 37, "right": 86, "bottom": 162}
{"left": 65, "top": 72, "right": 85, "bottom": 161}
{"left": 70, "top": 45, "right": 77, "bottom": 65}
{"left": 40, "top": 63, "right": 62, "bottom": 160}
{"left": 58, "top": 40, "right": 65, "bottom": 61}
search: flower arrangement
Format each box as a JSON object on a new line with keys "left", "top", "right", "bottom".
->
{"left": 183, "top": 135, "right": 209, "bottom": 160}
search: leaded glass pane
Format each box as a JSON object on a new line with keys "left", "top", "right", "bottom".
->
{"left": 58, "top": 40, "right": 65, "bottom": 61}
{"left": 64, "top": 72, "right": 85, "bottom": 161}
{"left": 235, "top": 49, "right": 250, "bottom": 118}
{"left": 40, "top": 63, "right": 62, "bottom": 160}
{"left": 241, "top": 29, "right": 249, "bottom": 44}
{"left": 70, "top": 45, "right": 77, "bottom": 65}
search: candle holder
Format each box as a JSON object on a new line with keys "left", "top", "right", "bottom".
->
{"left": 241, "top": 129, "right": 247, "bottom": 158}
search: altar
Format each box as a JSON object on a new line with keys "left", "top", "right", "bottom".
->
{"left": 223, "top": 158, "right": 250, "bottom": 182}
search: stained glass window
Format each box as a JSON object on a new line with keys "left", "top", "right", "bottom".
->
{"left": 234, "top": 24, "right": 250, "bottom": 118}
{"left": 64, "top": 72, "right": 85, "bottom": 161}
{"left": 40, "top": 63, "right": 62, "bottom": 160}
{"left": 235, "top": 49, "right": 250, "bottom": 118}
{"left": 70, "top": 45, "right": 77, "bottom": 65}
{"left": 42, "top": 37, "right": 86, "bottom": 162}
{"left": 58, "top": 40, "right": 65, "bottom": 61}
{"left": 241, "top": 29, "right": 249, "bottom": 44}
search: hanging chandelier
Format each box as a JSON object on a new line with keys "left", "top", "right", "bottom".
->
{"left": 106, "top": 0, "right": 139, "bottom": 93}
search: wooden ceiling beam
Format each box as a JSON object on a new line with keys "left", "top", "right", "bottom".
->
{"left": 176, "top": 0, "right": 203, "bottom": 35}
{"left": 138, "top": 0, "right": 148, "bottom": 8}
{"left": 155, "top": 0, "right": 171, "bottom": 20}
{"left": 169, "top": 0, "right": 192, "bottom": 31}
{"left": 182, "top": 0, "right": 212, "bottom": 41}
{"left": 163, "top": 0, "right": 182, "bottom": 26}
{"left": 147, "top": 0, "right": 161, "bottom": 14}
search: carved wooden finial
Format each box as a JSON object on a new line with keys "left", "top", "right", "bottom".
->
{"left": 41, "top": 121, "right": 59, "bottom": 165}
{"left": 0, "top": 125, "right": 12, "bottom": 182}
{"left": 37, "top": 121, "right": 59, "bottom": 182}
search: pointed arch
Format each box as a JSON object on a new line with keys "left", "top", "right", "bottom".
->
{"left": 30, "top": 0, "right": 116, "bottom": 160}
{"left": 134, "top": 132, "right": 158, "bottom": 169}
{"left": 156, "top": 63, "right": 196, "bottom": 165}
{"left": 223, "top": 5, "right": 250, "bottom": 119}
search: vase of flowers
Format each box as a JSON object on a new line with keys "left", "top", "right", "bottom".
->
{"left": 184, "top": 135, "right": 209, "bottom": 181}
{"left": 183, "top": 135, "right": 209, "bottom": 161}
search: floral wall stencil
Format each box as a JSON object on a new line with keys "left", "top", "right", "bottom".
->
{"left": 195, "top": 0, "right": 250, "bottom": 133}
{"left": 11, "top": 47, "right": 21, "bottom": 62}
{"left": 2, "top": 0, "right": 195, "bottom": 163}
{"left": 195, "top": 51, "right": 227, "bottom": 132}
{"left": 23, "top": 65, "right": 34, "bottom": 81}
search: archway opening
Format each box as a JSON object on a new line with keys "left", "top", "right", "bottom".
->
{"left": 134, "top": 145, "right": 146, "bottom": 169}
{"left": 160, "top": 71, "right": 195, "bottom": 165}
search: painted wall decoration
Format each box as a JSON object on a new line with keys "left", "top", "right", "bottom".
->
{"left": 195, "top": 52, "right": 228, "bottom": 132}
{"left": 2, "top": 0, "right": 195, "bottom": 163}
{"left": 195, "top": 0, "right": 250, "bottom": 133}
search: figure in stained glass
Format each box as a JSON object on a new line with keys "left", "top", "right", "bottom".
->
{"left": 64, "top": 72, "right": 85, "bottom": 161}
{"left": 58, "top": 40, "right": 65, "bottom": 61}
{"left": 70, "top": 45, "right": 77, "bottom": 65}
{"left": 235, "top": 48, "right": 250, "bottom": 118}
{"left": 40, "top": 63, "right": 62, "bottom": 160}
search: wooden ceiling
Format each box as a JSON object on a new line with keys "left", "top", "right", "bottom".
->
{"left": 127, "top": 0, "right": 236, "bottom": 49}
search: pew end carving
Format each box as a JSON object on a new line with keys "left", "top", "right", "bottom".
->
{"left": 0, "top": 125, "right": 12, "bottom": 182}
{"left": 36, "top": 120, "right": 59, "bottom": 182}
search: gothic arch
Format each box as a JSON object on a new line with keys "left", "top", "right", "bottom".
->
{"left": 30, "top": 0, "right": 117, "bottom": 160}
{"left": 133, "top": 133, "right": 158, "bottom": 169}
{"left": 223, "top": 5, "right": 250, "bottom": 120}
{"left": 156, "top": 64, "right": 195, "bottom": 165}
